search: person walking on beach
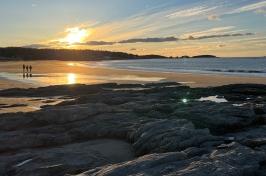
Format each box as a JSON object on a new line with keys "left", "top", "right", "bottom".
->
{"left": 29, "top": 65, "right": 32, "bottom": 77}
{"left": 26, "top": 65, "right": 29, "bottom": 73}
{"left": 23, "top": 64, "right": 25, "bottom": 73}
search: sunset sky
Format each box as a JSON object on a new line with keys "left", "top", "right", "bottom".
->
{"left": 0, "top": 0, "right": 266, "bottom": 57}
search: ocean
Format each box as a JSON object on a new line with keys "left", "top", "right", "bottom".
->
{"left": 93, "top": 57, "right": 266, "bottom": 77}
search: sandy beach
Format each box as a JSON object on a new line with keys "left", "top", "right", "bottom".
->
{"left": 1, "top": 60, "right": 266, "bottom": 89}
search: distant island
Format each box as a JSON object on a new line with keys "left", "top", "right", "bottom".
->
{"left": 192, "top": 55, "right": 218, "bottom": 58}
{"left": 176, "top": 55, "right": 217, "bottom": 59}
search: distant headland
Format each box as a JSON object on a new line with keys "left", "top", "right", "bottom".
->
{"left": 0, "top": 47, "right": 219, "bottom": 61}
{"left": 0, "top": 47, "right": 167, "bottom": 61}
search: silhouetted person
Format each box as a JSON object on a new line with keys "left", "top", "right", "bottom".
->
{"left": 26, "top": 65, "right": 29, "bottom": 73}
{"left": 23, "top": 64, "right": 25, "bottom": 73}
{"left": 29, "top": 65, "right": 32, "bottom": 73}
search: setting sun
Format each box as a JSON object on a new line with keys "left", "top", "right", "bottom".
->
{"left": 65, "top": 27, "right": 90, "bottom": 44}
{"left": 67, "top": 73, "right": 76, "bottom": 84}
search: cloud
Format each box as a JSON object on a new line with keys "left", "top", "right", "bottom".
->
{"left": 182, "top": 26, "right": 235, "bottom": 39}
{"left": 22, "top": 44, "right": 50, "bottom": 49}
{"left": 72, "top": 37, "right": 178, "bottom": 46}
{"left": 119, "top": 37, "right": 178, "bottom": 43}
{"left": 208, "top": 15, "right": 220, "bottom": 21}
{"left": 167, "top": 6, "right": 218, "bottom": 18}
{"left": 230, "top": 1, "right": 266, "bottom": 14}
{"left": 72, "top": 32, "right": 254, "bottom": 46}
{"left": 84, "top": 41, "right": 116, "bottom": 45}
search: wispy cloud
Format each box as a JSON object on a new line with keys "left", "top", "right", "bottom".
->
{"left": 181, "top": 26, "right": 235, "bottom": 38}
{"left": 230, "top": 1, "right": 266, "bottom": 14}
{"left": 119, "top": 37, "right": 178, "bottom": 44}
{"left": 166, "top": 6, "right": 218, "bottom": 18}
{"left": 256, "top": 8, "right": 266, "bottom": 14}
{"left": 20, "top": 0, "right": 265, "bottom": 57}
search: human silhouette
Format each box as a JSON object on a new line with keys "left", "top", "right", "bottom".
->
{"left": 26, "top": 65, "right": 29, "bottom": 73}
{"left": 29, "top": 65, "right": 32, "bottom": 73}
{"left": 23, "top": 64, "right": 25, "bottom": 73}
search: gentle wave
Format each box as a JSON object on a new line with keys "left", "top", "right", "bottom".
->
{"left": 206, "top": 69, "right": 266, "bottom": 74}
{"left": 91, "top": 58, "right": 266, "bottom": 77}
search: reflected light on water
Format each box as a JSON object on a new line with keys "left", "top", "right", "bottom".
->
{"left": 67, "top": 73, "right": 76, "bottom": 84}
{"left": 182, "top": 98, "right": 188, "bottom": 104}
{"left": 67, "top": 63, "right": 75, "bottom": 66}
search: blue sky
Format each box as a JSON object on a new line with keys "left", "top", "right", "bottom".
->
{"left": 0, "top": 0, "right": 266, "bottom": 56}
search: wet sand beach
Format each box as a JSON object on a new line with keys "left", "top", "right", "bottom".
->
{"left": 1, "top": 60, "right": 266, "bottom": 89}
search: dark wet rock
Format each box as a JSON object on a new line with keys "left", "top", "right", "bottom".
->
{"left": 0, "top": 113, "right": 219, "bottom": 157}
{"left": 172, "top": 101, "right": 258, "bottom": 134}
{"left": 254, "top": 104, "right": 266, "bottom": 115}
{"left": 1, "top": 139, "right": 134, "bottom": 176}
{"left": 0, "top": 103, "right": 113, "bottom": 131}
{"left": 151, "top": 104, "right": 177, "bottom": 114}
{"left": 1, "top": 83, "right": 266, "bottom": 176}
{"left": 214, "top": 84, "right": 266, "bottom": 96}
{"left": 130, "top": 119, "right": 221, "bottom": 156}
{"left": 226, "top": 126, "right": 266, "bottom": 148}
{"left": 80, "top": 142, "right": 265, "bottom": 176}
{"left": 245, "top": 138, "right": 266, "bottom": 148}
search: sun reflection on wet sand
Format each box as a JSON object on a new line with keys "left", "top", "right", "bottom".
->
{"left": 67, "top": 63, "right": 75, "bottom": 66}
{"left": 67, "top": 73, "right": 76, "bottom": 84}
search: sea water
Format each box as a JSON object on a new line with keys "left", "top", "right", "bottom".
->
{"left": 92, "top": 57, "right": 266, "bottom": 77}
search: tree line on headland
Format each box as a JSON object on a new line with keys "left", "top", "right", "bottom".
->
{"left": 0, "top": 47, "right": 217, "bottom": 61}
{"left": 0, "top": 47, "right": 167, "bottom": 61}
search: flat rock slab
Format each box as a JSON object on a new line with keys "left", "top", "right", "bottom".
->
{"left": 79, "top": 142, "right": 265, "bottom": 176}
{"left": 1, "top": 139, "right": 134, "bottom": 176}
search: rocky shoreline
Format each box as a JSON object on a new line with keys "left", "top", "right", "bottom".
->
{"left": 1, "top": 82, "right": 266, "bottom": 175}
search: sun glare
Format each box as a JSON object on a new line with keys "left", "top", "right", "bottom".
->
{"left": 65, "top": 27, "right": 90, "bottom": 44}
{"left": 67, "top": 73, "right": 76, "bottom": 84}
